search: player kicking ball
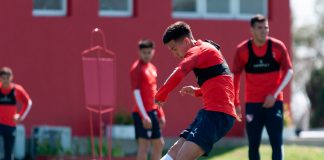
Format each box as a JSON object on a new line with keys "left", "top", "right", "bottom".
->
{"left": 155, "top": 21, "right": 239, "bottom": 160}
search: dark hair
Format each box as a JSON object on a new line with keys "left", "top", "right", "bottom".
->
{"left": 162, "top": 21, "right": 193, "bottom": 44}
{"left": 250, "top": 14, "right": 267, "bottom": 27}
{"left": 0, "top": 67, "right": 13, "bottom": 76}
{"left": 138, "top": 39, "right": 154, "bottom": 49}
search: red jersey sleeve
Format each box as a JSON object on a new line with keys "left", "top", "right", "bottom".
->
{"left": 278, "top": 42, "right": 293, "bottom": 71}
{"left": 155, "top": 52, "right": 198, "bottom": 102}
{"left": 270, "top": 41, "right": 293, "bottom": 95}
{"left": 178, "top": 52, "right": 198, "bottom": 74}
{"left": 194, "top": 88, "right": 202, "bottom": 97}
{"left": 155, "top": 68, "right": 185, "bottom": 102}
{"left": 232, "top": 45, "right": 247, "bottom": 74}
{"left": 130, "top": 67, "right": 142, "bottom": 90}
{"left": 15, "top": 85, "right": 31, "bottom": 116}
{"left": 232, "top": 45, "right": 247, "bottom": 107}
{"left": 233, "top": 74, "right": 241, "bottom": 106}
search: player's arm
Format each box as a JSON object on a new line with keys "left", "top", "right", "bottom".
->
{"left": 15, "top": 85, "right": 32, "bottom": 121}
{"left": 130, "top": 68, "right": 149, "bottom": 118}
{"left": 155, "top": 67, "right": 185, "bottom": 103}
{"left": 274, "top": 43, "right": 294, "bottom": 98}
{"left": 133, "top": 89, "right": 149, "bottom": 119}
{"left": 156, "top": 107, "right": 166, "bottom": 129}
{"left": 273, "top": 69, "right": 293, "bottom": 98}
{"left": 232, "top": 47, "right": 246, "bottom": 121}
{"left": 179, "top": 86, "right": 201, "bottom": 97}
{"left": 273, "top": 43, "right": 293, "bottom": 98}
{"left": 232, "top": 48, "right": 246, "bottom": 108}
{"left": 264, "top": 70, "right": 293, "bottom": 108}
{"left": 133, "top": 89, "right": 153, "bottom": 129}
{"left": 264, "top": 42, "right": 294, "bottom": 107}
{"left": 194, "top": 88, "right": 202, "bottom": 97}
{"left": 130, "top": 68, "right": 152, "bottom": 128}
{"left": 155, "top": 53, "right": 197, "bottom": 105}
{"left": 157, "top": 107, "right": 165, "bottom": 117}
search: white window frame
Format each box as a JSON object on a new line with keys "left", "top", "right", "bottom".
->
{"left": 172, "top": 0, "right": 268, "bottom": 20}
{"left": 203, "top": 0, "right": 235, "bottom": 20}
{"left": 32, "top": 0, "right": 67, "bottom": 17}
{"left": 236, "top": 0, "right": 268, "bottom": 19}
{"left": 99, "top": 0, "right": 133, "bottom": 17}
{"left": 172, "top": 0, "right": 201, "bottom": 19}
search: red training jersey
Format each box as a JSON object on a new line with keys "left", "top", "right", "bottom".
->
{"left": 232, "top": 37, "right": 293, "bottom": 105}
{"left": 0, "top": 82, "right": 31, "bottom": 126}
{"left": 155, "top": 40, "right": 237, "bottom": 119}
{"left": 130, "top": 60, "right": 164, "bottom": 118}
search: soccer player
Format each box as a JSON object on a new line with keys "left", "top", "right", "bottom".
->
{"left": 232, "top": 15, "right": 293, "bottom": 160}
{"left": 155, "top": 21, "right": 238, "bottom": 160}
{"left": 0, "top": 67, "right": 32, "bottom": 160}
{"left": 130, "top": 39, "right": 166, "bottom": 160}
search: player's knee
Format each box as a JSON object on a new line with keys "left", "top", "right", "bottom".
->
{"left": 167, "top": 145, "right": 178, "bottom": 157}
{"left": 249, "top": 140, "right": 261, "bottom": 149}
{"left": 152, "top": 143, "right": 164, "bottom": 154}
{"left": 138, "top": 143, "right": 150, "bottom": 153}
{"left": 269, "top": 140, "right": 283, "bottom": 149}
{"left": 152, "top": 138, "right": 164, "bottom": 149}
{"left": 272, "top": 144, "right": 283, "bottom": 152}
{"left": 167, "top": 138, "right": 186, "bottom": 158}
{"left": 167, "top": 147, "right": 175, "bottom": 155}
{"left": 249, "top": 144, "right": 260, "bottom": 151}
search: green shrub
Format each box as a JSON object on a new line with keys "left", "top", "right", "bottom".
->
{"left": 113, "top": 111, "right": 133, "bottom": 125}
{"left": 306, "top": 67, "right": 324, "bottom": 127}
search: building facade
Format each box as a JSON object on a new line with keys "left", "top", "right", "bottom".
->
{"left": 0, "top": 0, "right": 291, "bottom": 137}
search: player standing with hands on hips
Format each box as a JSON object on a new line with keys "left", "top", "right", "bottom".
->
{"left": 0, "top": 67, "right": 32, "bottom": 160}
{"left": 130, "top": 39, "right": 166, "bottom": 160}
{"left": 232, "top": 15, "right": 293, "bottom": 160}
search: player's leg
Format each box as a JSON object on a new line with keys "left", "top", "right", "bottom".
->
{"left": 1, "top": 124, "right": 16, "bottom": 160}
{"left": 161, "top": 110, "right": 204, "bottom": 160}
{"left": 0, "top": 126, "right": 5, "bottom": 160}
{"left": 137, "top": 138, "right": 150, "bottom": 160}
{"left": 161, "top": 138, "right": 186, "bottom": 160}
{"left": 132, "top": 112, "right": 151, "bottom": 160}
{"left": 151, "top": 138, "right": 164, "bottom": 160}
{"left": 149, "top": 110, "right": 164, "bottom": 160}
{"left": 176, "top": 141, "right": 204, "bottom": 160}
{"left": 265, "top": 101, "right": 284, "bottom": 160}
{"left": 246, "top": 103, "right": 266, "bottom": 160}
{"left": 177, "top": 110, "right": 235, "bottom": 160}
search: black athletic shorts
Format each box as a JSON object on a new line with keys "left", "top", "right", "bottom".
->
{"left": 132, "top": 110, "right": 161, "bottom": 139}
{"left": 180, "top": 109, "right": 234, "bottom": 156}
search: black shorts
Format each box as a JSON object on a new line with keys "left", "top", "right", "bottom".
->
{"left": 180, "top": 109, "right": 234, "bottom": 156}
{"left": 132, "top": 110, "right": 161, "bottom": 140}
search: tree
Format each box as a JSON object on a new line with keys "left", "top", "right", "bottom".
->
{"left": 306, "top": 67, "right": 324, "bottom": 127}
{"left": 292, "top": 0, "right": 324, "bottom": 128}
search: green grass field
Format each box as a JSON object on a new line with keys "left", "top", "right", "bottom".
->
{"left": 200, "top": 145, "right": 324, "bottom": 160}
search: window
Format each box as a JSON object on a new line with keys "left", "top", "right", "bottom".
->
{"left": 238, "top": 0, "right": 267, "bottom": 19}
{"left": 207, "top": 0, "right": 230, "bottom": 14}
{"left": 172, "top": 0, "right": 200, "bottom": 18}
{"left": 99, "top": 0, "right": 133, "bottom": 17}
{"left": 172, "top": 0, "right": 268, "bottom": 19}
{"left": 33, "top": 0, "right": 67, "bottom": 17}
{"left": 204, "top": 0, "right": 232, "bottom": 19}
